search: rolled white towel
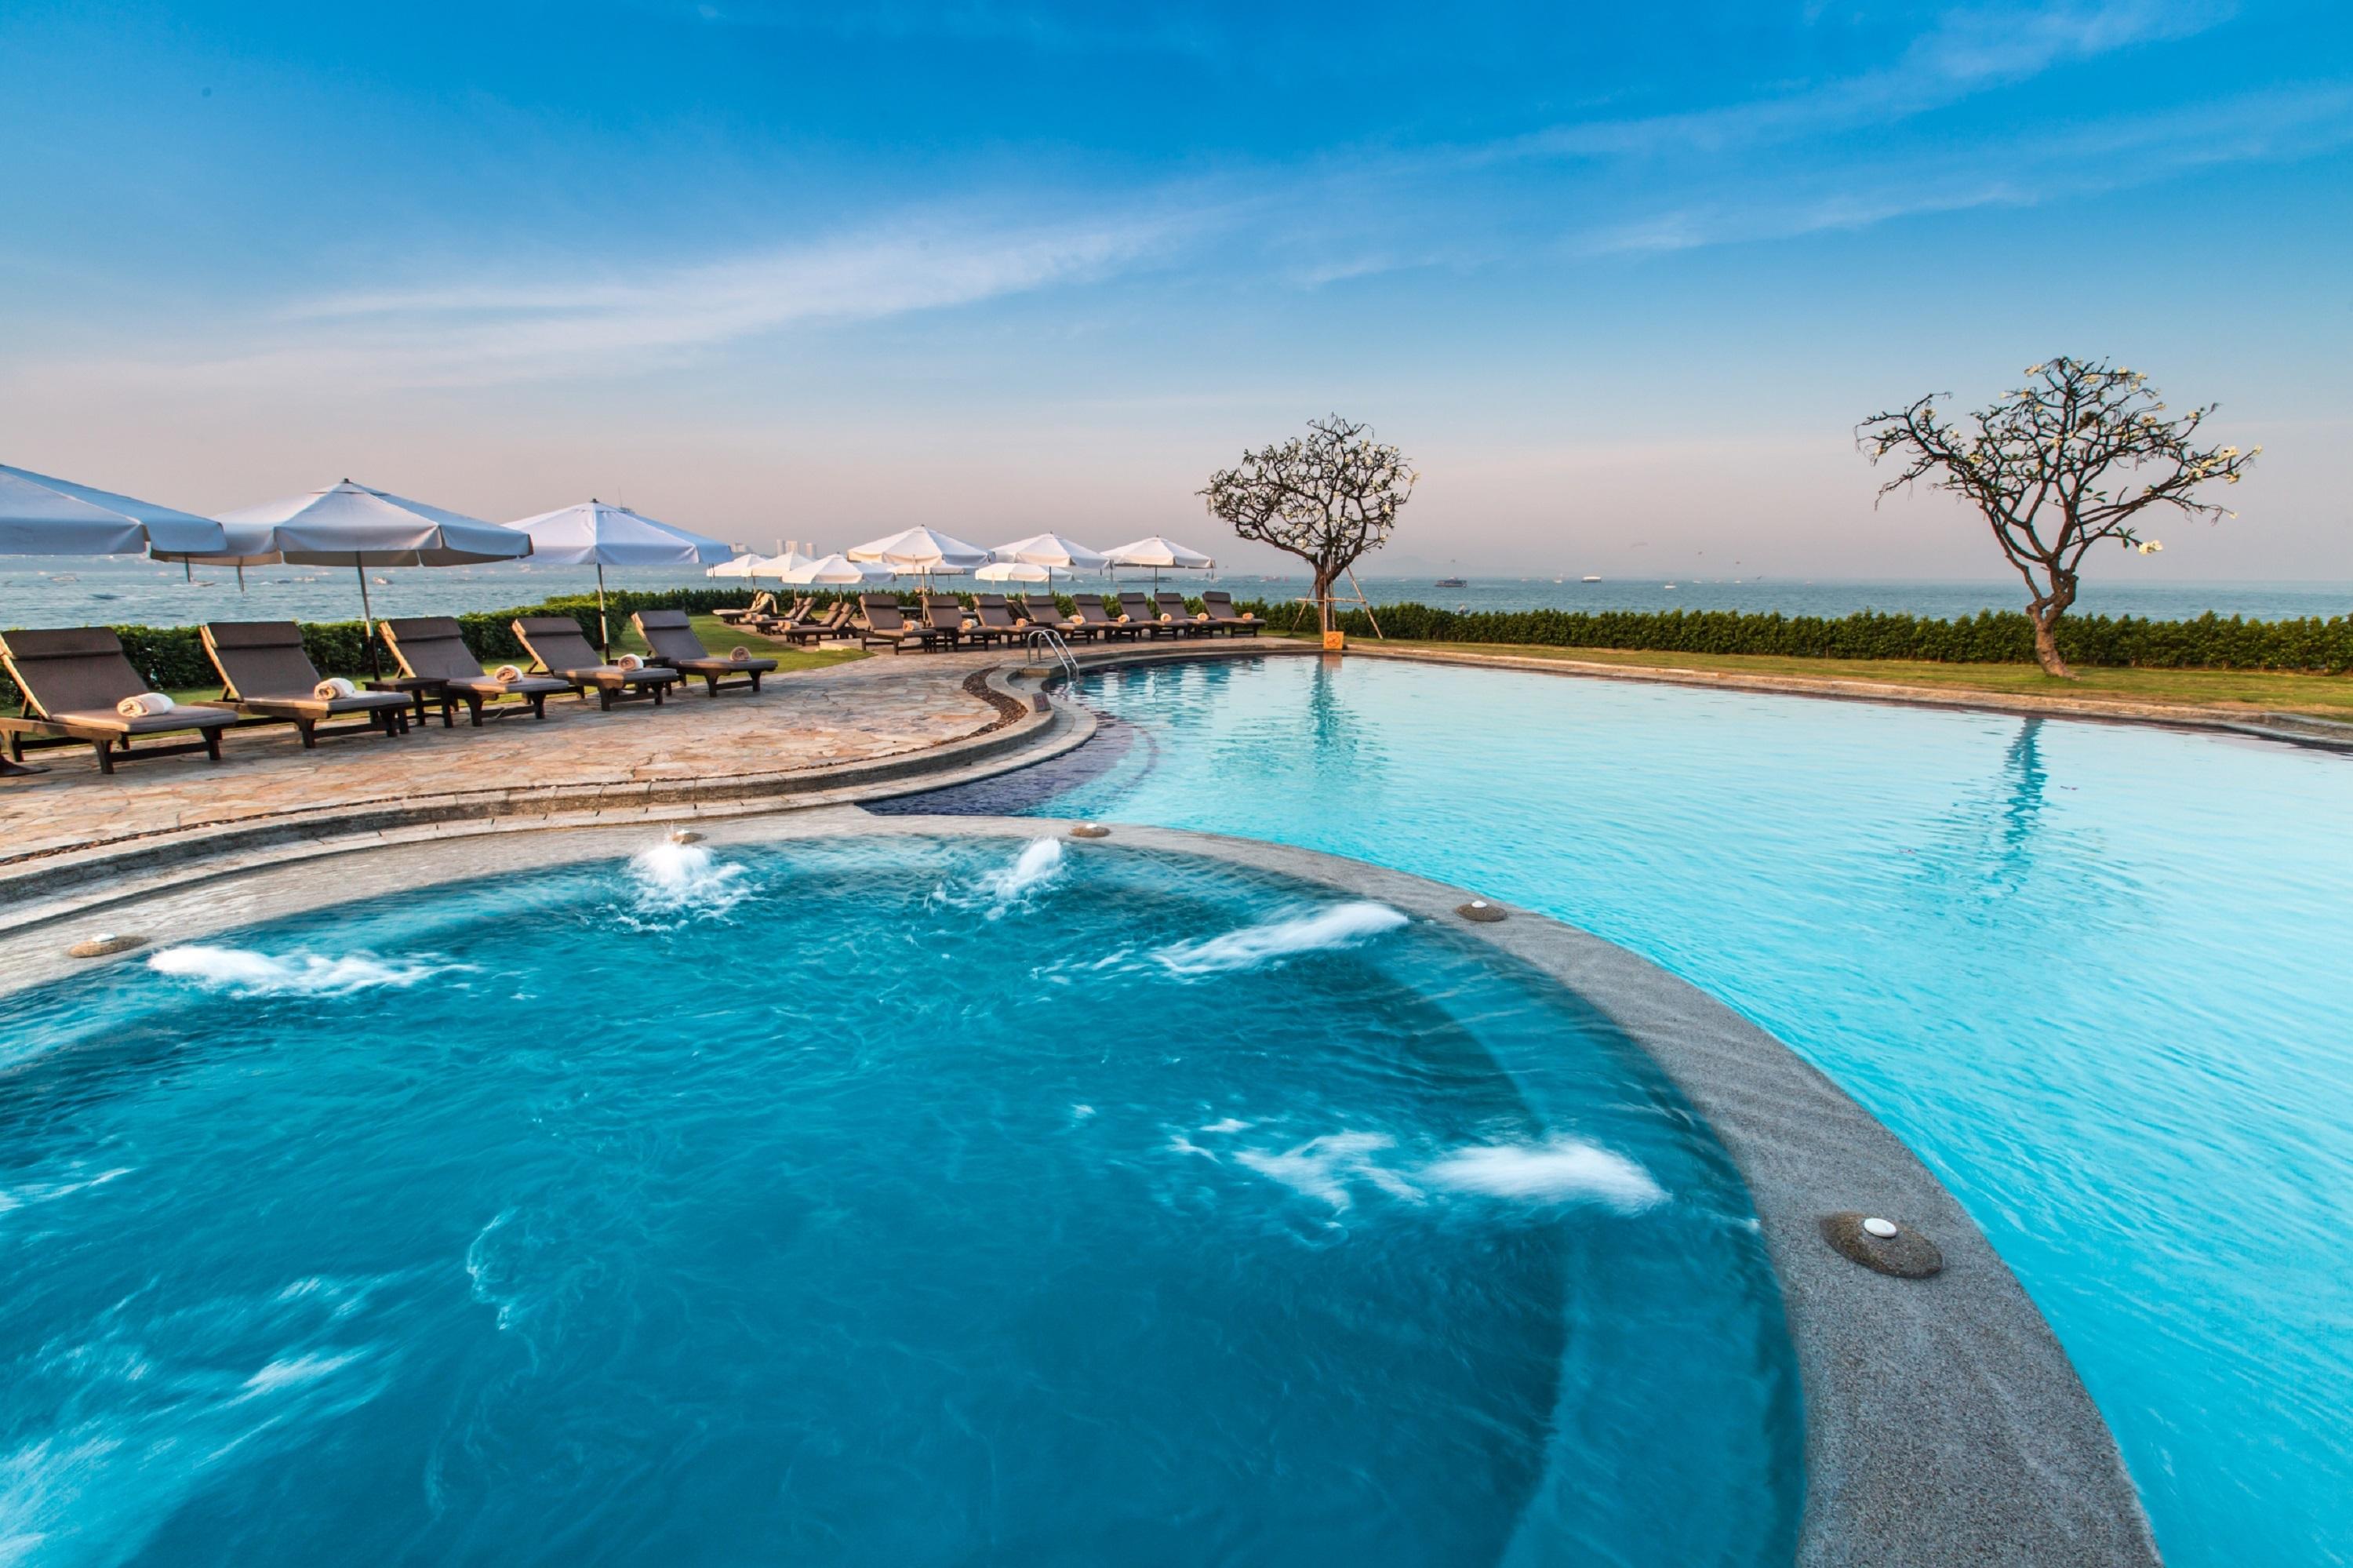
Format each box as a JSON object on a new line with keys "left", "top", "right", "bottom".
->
{"left": 613, "top": 653, "right": 643, "bottom": 671}
{"left": 492, "top": 664, "right": 524, "bottom": 683}
{"left": 730, "top": 646, "right": 751, "bottom": 662}
{"left": 1158, "top": 613, "right": 1173, "bottom": 623}
{"left": 313, "top": 677, "right": 358, "bottom": 700}
{"left": 115, "top": 691, "right": 175, "bottom": 719}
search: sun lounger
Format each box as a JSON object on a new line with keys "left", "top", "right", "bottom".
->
{"left": 858, "top": 595, "right": 938, "bottom": 654}
{"left": 0, "top": 627, "right": 237, "bottom": 773}
{"left": 631, "top": 609, "right": 778, "bottom": 695}
{"left": 810, "top": 600, "right": 855, "bottom": 638}
{"left": 380, "top": 616, "right": 571, "bottom": 726}
{"left": 1154, "top": 591, "right": 1213, "bottom": 635}
{"left": 200, "top": 620, "right": 412, "bottom": 745}
{"left": 1201, "top": 591, "right": 1262, "bottom": 636}
{"left": 511, "top": 616, "right": 685, "bottom": 709}
{"left": 715, "top": 591, "right": 776, "bottom": 627}
{"left": 1017, "top": 593, "right": 1082, "bottom": 637}
{"left": 922, "top": 595, "right": 981, "bottom": 648}
{"left": 1071, "top": 594, "right": 1140, "bottom": 641}
{"left": 971, "top": 594, "right": 1032, "bottom": 646}
{"left": 1118, "top": 591, "right": 1184, "bottom": 638}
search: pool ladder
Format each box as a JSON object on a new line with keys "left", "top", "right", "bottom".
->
{"left": 1025, "top": 627, "right": 1082, "bottom": 685}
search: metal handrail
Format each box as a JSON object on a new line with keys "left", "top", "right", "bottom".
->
{"left": 1025, "top": 627, "right": 1081, "bottom": 683}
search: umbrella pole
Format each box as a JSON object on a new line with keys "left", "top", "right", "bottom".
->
{"left": 357, "top": 559, "right": 381, "bottom": 678}
{"left": 236, "top": 565, "right": 245, "bottom": 594}
{"left": 596, "top": 562, "right": 611, "bottom": 659}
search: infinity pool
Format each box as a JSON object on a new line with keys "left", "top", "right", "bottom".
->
{"left": 0, "top": 837, "right": 1797, "bottom": 1566}
{"left": 998, "top": 653, "right": 2353, "bottom": 1567}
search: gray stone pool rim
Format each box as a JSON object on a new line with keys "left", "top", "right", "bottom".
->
{"left": 0, "top": 807, "right": 2159, "bottom": 1566}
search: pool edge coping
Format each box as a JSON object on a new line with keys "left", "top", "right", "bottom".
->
{"left": 0, "top": 809, "right": 2162, "bottom": 1568}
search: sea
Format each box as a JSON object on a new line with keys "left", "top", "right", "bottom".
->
{"left": 0, "top": 556, "right": 2345, "bottom": 629}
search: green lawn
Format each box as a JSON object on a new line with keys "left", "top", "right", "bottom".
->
{"left": 1281, "top": 635, "right": 2353, "bottom": 718}
{"left": 606, "top": 613, "right": 870, "bottom": 674}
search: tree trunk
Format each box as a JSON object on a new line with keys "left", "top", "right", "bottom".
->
{"left": 2031, "top": 609, "right": 2072, "bottom": 678}
{"left": 1312, "top": 569, "right": 1334, "bottom": 635}
{"left": 2028, "top": 577, "right": 2077, "bottom": 678}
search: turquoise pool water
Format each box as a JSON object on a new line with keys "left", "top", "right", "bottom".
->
{"left": 1011, "top": 655, "right": 2353, "bottom": 1567}
{"left": 0, "top": 837, "right": 1798, "bottom": 1566}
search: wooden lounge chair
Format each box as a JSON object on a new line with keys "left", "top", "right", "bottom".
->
{"left": 1020, "top": 594, "right": 1096, "bottom": 642}
{"left": 380, "top": 617, "right": 570, "bottom": 726}
{"left": 200, "top": 620, "right": 412, "bottom": 745}
{"left": 714, "top": 591, "right": 776, "bottom": 627}
{"left": 631, "top": 609, "right": 778, "bottom": 695}
{"left": 1070, "top": 594, "right": 1140, "bottom": 641}
{"left": 1201, "top": 591, "right": 1262, "bottom": 636}
{"left": 858, "top": 595, "right": 937, "bottom": 654}
{"left": 971, "top": 594, "right": 1030, "bottom": 646}
{"left": 0, "top": 627, "right": 236, "bottom": 773}
{"left": 922, "top": 595, "right": 979, "bottom": 648}
{"left": 1118, "top": 591, "right": 1184, "bottom": 638}
{"left": 809, "top": 600, "right": 856, "bottom": 639}
{"left": 1155, "top": 591, "right": 1213, "bottom": 635}
{"left": 511, "top": 616, "right": 685, "bottom": 709}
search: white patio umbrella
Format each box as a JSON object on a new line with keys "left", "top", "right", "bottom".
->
{"left": 974, "top": 561, "right": 1063, "bottom": 584}
{"left": 846, "top": 526, "right": 990, "bottom": 588}
{"left": 0, "top": 464, "right": 228, "bottom": 557}
{"left": 507, "top": 499, "right": 732, "bottom": 654}
{"left": 780, "top": 553, "right": 893, "bottom": 586}
{"left": 706, "top": 551, "right": 769, "bottom": 580}
{"left": 989, "top": 532, "right": 1107, "bottom": 573}
{"left": 160, "top": 478, "right": 531, "bottom": 675}
{"left": 1, "top": 464, "right": 231, "bottom": 776}
{"left": 1102, "top": 533, "right": 1215, "bottom": 588}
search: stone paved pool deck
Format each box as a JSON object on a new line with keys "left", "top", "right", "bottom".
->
{"left": 0, "top": 642, "right": 1308, "bottom": 919}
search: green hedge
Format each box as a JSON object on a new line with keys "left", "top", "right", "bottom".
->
{"left": 1238, "top": 601, "right": 2353, "bottom": 674}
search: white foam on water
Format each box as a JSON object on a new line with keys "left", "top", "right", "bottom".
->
{"left": 1234, "top": 1131, "right": 1421, "bottom": 1211}
{"left": 1155, "top": 901, "right": 1409, "bottom": 976}
{"left": 939, "top": 837, "right": 1066, "bottom": 920}
{"left": 624, "top": 839, "right": 749, "bottom": 922}
{"left": 1199, "top": 1117, "right": 1252, "bottom": 1135}
{"left": 1227, "top": 1129, "right": 1664, "bottom": 1217}
{"left": 0, "top": 1167, "right": 130, "bottom": 1221}
{"left": 1420, "top": 1137, "right": 1666, "bottom": 1213}
{"left": 238, "top": 1351, "right": 362, "bottom": 1396}
{"left": 145, "top": 946, "right": 457, "bottom": 997}
{"left": 0, "top": 1302, "right": 384, "bottom": 1568}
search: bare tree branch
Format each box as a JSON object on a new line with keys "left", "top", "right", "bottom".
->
{"left": 1201, "top": 414, "right": 1417, "bottom": 635}
{"left": 1858, "top": 356, "right": 2257, "bottom": 678}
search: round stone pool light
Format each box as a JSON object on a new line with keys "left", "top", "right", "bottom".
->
{"left": 1821, "top": 1210, "right": 1944, "bottom": 1279}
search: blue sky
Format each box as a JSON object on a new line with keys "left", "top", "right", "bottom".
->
{"left": 2, "top": 0, "right": 2348, "bottom": 577}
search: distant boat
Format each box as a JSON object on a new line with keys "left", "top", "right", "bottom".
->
{"left": 1582, "top": 575, "right": 1601, "bottom": 583}
{"left": 1663, "top": 582, "right": 1678, "bottom": 590}
{"left": 1433, "top": 576, "right": 1466, "bottom": 588}
{"left": 1552, "top": 577, "right": 1563, "bottom": 584}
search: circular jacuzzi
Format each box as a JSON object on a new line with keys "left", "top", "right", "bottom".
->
{"left": 0, "top": 835, "right": 1801, "bottom": 1566}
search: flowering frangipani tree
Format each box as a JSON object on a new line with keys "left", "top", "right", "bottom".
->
{"left": 1201, "top": 414, "right": 1417, "bottom": 635}
{"left": 1860, "top": 357, "right": 2258, "bottom": 678}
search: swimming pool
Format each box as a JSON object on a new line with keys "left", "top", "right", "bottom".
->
{"left": 999, "top": 653, "right": 2353, "bottom": 1567}
{"left": 0, "top": 836, "right": 1798, "bottom": 1566}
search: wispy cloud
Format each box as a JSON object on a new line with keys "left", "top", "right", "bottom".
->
{"left": 1566, "top": 81, "right": 2353, "bottom": 256}
{"left": 106, "top": 207, "right": 1196, "bottom": 390}
{"left": 1497, "top": 0, "right": 2236, "bottom": 161}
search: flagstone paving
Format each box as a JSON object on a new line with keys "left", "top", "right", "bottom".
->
{"left": 1, "top": 647, "right": 1016, "bottom": 866}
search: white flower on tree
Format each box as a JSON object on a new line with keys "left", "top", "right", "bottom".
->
{"left": 1201, "top": 414, "right": 1417, "bottom": 636}
{"left": 1858, "top": 357, "right": 2259, "bottom": 678}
